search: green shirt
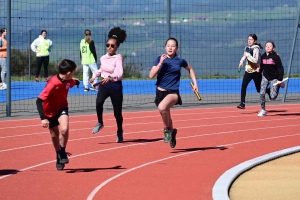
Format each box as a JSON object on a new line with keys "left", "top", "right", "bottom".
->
{"left": 80, "top": 39, "right": 96, "bottom": 65}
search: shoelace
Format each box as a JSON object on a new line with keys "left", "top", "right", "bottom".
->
{"left": 66, "top": 152, "right": 72, "bottom": 157}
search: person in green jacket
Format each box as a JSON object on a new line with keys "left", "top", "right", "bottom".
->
{"left": 80, "top": 29, "right": 98, "bottom": 91}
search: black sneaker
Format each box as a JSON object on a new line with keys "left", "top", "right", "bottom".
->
{"left": 170, "top": 128, "right": 177, "bottom": 148}
{"left": 57, "top": 150, "right": 69, "bottom": 164}
{"left": 163, "top": 129, "right": 171, "bottom": 143}
{"left": 56, "top": 161, "right": 65, "bottom": 171}
{"left": 237, "top": 102, "right": 245, "bottom": 109}
{"left": 92, "top": 123, "right": 104, "bottom": 134}
{"left": 116, "top": 130, "right": 123, "bottom": 143}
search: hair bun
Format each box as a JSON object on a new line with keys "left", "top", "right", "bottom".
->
{"left": 108, "top": 27, "right": 127, "bottom": 43}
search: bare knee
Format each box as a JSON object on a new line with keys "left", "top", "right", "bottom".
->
{"left": 158, "top": 104, "right": 167, "bottom": 114}
{"left": 60, "top": 126, "right": 69, "bottom": 136}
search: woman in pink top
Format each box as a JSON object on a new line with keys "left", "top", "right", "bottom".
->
{"left": 89, "top": 27, "right": 127, "bottom": 143}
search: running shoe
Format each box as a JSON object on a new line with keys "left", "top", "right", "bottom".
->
{"left": 92, "top": 122, "right": 104, "bottom": 134}
{"left": 89, "top": 86, "right": 98, "bottom": 91}
{"left": 170, "top": 128, "right": 177, "bottom": 148}
{"left": 116, "top": 130, "right": 123, "bottom": 143}
{"left": 57, "top": 150, "right": 69, "bottom": 164}
{"left": 257, "top": 109, "right": 267, "bottom": 117}
{"left": 163, "top": 129, "right": 171, "bottom": 143}
{"left": 237, "top": 102, "right": 245, "bottom": 109}
{"left": 0, "top": 83, "right": 7, "bottom": 90}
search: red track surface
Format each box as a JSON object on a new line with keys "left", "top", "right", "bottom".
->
{"left": 1, "top": 103, "right": 300, "bottom": 200}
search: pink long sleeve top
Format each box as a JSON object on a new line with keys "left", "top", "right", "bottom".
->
{"left": 93, "top": 53, "right": 123, "bottom": 81}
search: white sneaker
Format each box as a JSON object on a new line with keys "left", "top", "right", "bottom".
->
{"left": 0, "top": 83, "right": 7, "bottom": 90}
{"left": 89, "top": 86, "right": 98, "bottom": 91}
{"left": 258, "top": 109, "right": 267, "bottom": 117}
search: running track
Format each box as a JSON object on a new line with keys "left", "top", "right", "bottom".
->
{"left": 1, "top": 103, "right": 300, "bottom": 200}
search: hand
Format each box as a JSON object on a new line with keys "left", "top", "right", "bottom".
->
{"left": 101, "top": 77, "right": 110, "bottom": 84}
{"left": 73, "top": 78, "right": 80, "bottom": 87}
{"left": 89, "top": 77, "right": 95, "bottom": 84}
{"left": 159, "top": 54, "right": 168, "bottom": 65}
{"left": 41, "top": 119, "right": 50, "bottom": 128}
{"left": 192, "top": 83, "right": 199, "bottom": 92}
{"left": 256, "top": 67, "right": 260, "bottom": 72}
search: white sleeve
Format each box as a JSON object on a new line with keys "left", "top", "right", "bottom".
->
{"left": 30, "top": 38, "right": 39, "bottom": 52}
{"left": 49, "top": 39, "right": 53, "bottom": 52}
{"left": 246, "top": 47, "right": 260, "bottom": 64}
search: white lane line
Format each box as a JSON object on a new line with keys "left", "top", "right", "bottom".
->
{"left": 1, "top": 129, "right": 299, "bottom": 185}
{"left": 0, "top": 120, "right": 300, "bottom": 153}
{"left": 86, "top": 133, "right": 300, "bottom": 199}
{"left": 86, "top": 151, "right": 198, "bottom": 200}
{"left": 0, "top": 143, "right": 145, "bottom": 180}
{"left": 1, "top": 119, "right": 300, "bottom": 153}
{"left": 0, "top": 102, "right": 298, "bottom": 123}
{"left": 1, "top": 111, "right": 300, "bottom": 139}
{"left": 212, "top": 145, "right": 300, "bottom": 200}
{"left": 1, "top": 103, "right": 299, "bottom": 129}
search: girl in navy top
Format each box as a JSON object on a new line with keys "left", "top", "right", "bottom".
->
{"left": 258, "top": 41, "right": 284, "bottom": 116}
{"left": 149, "top": 37, "right": 198, "bottom": 148}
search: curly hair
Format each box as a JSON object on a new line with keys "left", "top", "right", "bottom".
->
{"left": 107, "top": 27, "right": 127, "bottom": 46}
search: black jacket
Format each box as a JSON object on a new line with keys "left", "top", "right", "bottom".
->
{"left": 260, "top": 51, "right": 284, "bottom": 81}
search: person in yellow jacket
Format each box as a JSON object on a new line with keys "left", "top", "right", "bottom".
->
{"left": 31, "top": 29, "right": 53, "bottom": 82}
{"left": 80, "top": 29, "right": 98, "bottom": 91}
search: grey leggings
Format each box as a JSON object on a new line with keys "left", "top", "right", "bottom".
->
{"left": 260, "top": 75, "right": 280, "bottom": 110}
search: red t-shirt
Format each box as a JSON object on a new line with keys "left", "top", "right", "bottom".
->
{"left": 38, "top": 75, "right": 76, "bottom": 118}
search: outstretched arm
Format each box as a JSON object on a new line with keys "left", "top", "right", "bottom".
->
{"left": 185, "top": 64, "right": 198, "bottom": 92}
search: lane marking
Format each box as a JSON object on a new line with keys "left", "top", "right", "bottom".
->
{"left": 86, "top": 133, "right": 300, "bottom": 199}
{"left": 1, "top": 103, "right": 299, "bottom": 127}
{"left": 1, "top": 111, "right": 300, "bottom": 138}
{"left": 1, "top": 119, "right": 300, "bottom": 153}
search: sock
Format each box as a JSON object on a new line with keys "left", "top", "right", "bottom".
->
{"left": 60, "top": 146, "right": 66, "bottom": 152}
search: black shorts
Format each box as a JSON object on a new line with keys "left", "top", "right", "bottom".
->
{"left": 47, "top": 108, "right": 69, "bottom": 128}
{"left": 154, "top": 88, "right": 182, "bottom": 106}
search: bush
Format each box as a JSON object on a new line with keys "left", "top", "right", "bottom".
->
{"left": 11, "top": 48, "right": 59, "bottom": 79}
{"left": 122, "top": 54, "right": 143, "bottom": 79}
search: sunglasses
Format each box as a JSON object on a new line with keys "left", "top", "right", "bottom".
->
{"left": 106, "top": 43, "right": 116, "bottom": 48}
{"left": 85, "top": 33, "right": 90, "bottom": 36}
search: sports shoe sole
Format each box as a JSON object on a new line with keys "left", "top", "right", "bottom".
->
{"left": 170, "top": 128, "right": 177, "bottom": 148}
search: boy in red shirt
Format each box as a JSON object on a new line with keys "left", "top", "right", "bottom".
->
{"left": 36, "top": 59, "right": 80, "bottom": 170}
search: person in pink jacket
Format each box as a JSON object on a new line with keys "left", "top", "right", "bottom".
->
{"left": 89, "top": 27, "right": 127, "bottom": 143}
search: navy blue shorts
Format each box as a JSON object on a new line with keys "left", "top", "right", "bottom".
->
{"left": 154, "top": 88, "right": 182, "bottom": 107}
{"left": 48, "top": 108, "right": 69, "bottom": 128}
